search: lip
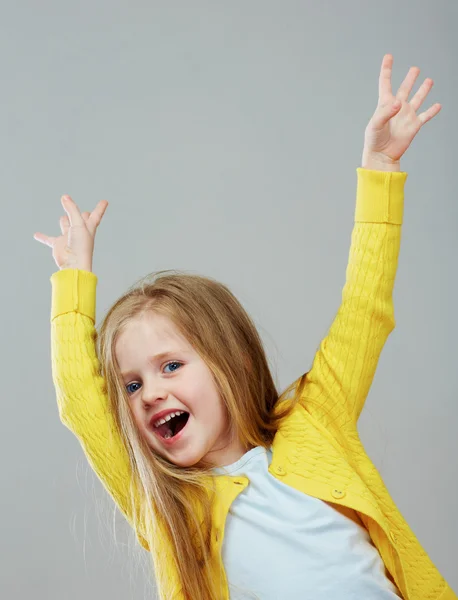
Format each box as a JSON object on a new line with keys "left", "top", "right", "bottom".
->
{"left": 152, "top": 414, "right": 191, "bottom": 446}
{"left": 149, "top": 408, "right": 187, "bottom": 429}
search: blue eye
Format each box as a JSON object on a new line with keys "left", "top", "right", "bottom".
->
{"left": 126, "top": 382, "right": 140, "bottom": 395}
{"left": 125, "top": 362, "right": 182, "bottom": 395}
{"left": 164, "top": 361, "right": 182, "bottom": 373}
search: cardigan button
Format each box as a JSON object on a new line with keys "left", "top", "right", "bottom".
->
{"left": 389, "top": 530, "right": 397, "bottom": 543}
{"left": 331, "top": 488, "right": 346, "bottom": 499}
{"left": 273, "top": 465, "right": 286, "bottom": 476}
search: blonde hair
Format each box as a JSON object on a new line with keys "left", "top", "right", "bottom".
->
{"left": 96, "top": 269, "right": 306, "bottom": 599}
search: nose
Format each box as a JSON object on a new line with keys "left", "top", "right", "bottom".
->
{"left": 141, "top": 380, "right": 169, "bottom": 408}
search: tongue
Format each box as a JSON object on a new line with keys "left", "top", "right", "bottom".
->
{"left": 156, "top": 422, "right": 173, "bottom": 438}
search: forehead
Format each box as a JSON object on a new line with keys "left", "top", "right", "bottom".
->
{"left": 118, "top": 312, "right": 185, "bottom": 345}
{"left": 115, "top": 313, "right": 193, "bottom": 374}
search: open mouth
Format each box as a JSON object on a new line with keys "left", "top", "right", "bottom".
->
{"left": 153, "top": 412, "right": 190, "bottom": 441}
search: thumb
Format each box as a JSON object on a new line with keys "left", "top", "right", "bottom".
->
{"left": 371, "top": 99, "right": 402, "bottom": 131}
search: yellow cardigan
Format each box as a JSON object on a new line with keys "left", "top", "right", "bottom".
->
{"left": 50, "top": 168, "right": 457, "bottom": 600}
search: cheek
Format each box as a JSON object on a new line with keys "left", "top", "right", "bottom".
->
{"left": 187, "top": 373, "right": 219, "bottom": 409}
{"left": 190, "top": 387, "right": 225, "bottom": 422}
{"left": 129, "top": 402, "right": 144, "bottom": 430}
{"left": 207, "top": 396, "right": 228, "bottom": 431}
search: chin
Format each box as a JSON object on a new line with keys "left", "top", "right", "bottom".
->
{"left": 172, "top": 447, "right": 212, "bottom": 469}
{"left": 173, "top": 456, "right": 201, "bottom": 468}
{"left": 147, "top": 443, "right": 201, "bottom": 468}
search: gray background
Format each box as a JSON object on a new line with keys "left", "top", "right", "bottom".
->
{"left": 1, "top": 1, "right": 456, "bottom": 598}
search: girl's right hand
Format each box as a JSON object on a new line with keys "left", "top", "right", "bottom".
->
{"left": 33, "top": 195, "right": 109, "bottom": 272}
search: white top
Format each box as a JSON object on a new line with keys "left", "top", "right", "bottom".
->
{"left": 213, "top": 446, "right": 402, "bottom": 600}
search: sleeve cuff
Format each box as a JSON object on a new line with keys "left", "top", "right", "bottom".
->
{"left": 50, "top": 269, "right": 98, "bottom": 322}
{"left": 355, "top": 167, "right": 408, "bottom": 225}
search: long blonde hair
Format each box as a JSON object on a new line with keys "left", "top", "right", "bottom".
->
{"left": 96, "top": 270, "right": 306, "bottom": 599}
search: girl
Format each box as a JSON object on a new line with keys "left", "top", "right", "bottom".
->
{"left": 34, "top": 54, "right": 455, "bottom": 600}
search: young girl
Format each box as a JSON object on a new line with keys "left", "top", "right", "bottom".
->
{"left": 34, "top": 54, "right": 455, "bottom": 600}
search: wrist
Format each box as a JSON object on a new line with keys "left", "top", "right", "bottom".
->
{"left": 361, "top": 151, "right": 401, "bottom": 172}
{"left": 60, "top": 264, "right": 93, "bottom": 273}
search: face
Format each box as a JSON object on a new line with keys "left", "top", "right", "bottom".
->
{"left": 115, "top": 312, "right": 247, "bottom": 468}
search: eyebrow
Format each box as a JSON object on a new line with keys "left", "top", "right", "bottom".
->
{"left": 120, "top": 350, "right": 186, "bottom": 378}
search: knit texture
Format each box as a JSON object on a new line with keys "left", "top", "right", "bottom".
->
{"left": 50, "top": 168, "right": 456, "bottom": 600}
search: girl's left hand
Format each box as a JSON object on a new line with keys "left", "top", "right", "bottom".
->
{"left": 363, "top": 54, "right": 442, "bottom": 165}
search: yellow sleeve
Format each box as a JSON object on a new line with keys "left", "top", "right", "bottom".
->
{"left": 300, "top": 167, "right": 407, "bottom": 429}
{"left": 50, "top": 269, "right": 148, "bottom": 550}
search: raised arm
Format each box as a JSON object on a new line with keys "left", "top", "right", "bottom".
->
{"left": 50, "top": 269, "right": 147, "bottom": 546}
{"left": 299, "top": 53, "right": 440, "bottom": 432}
{"left": 35, "top": 197, "right": 149, "bottom": 550}
{"left": 300, "top": 167, "right": 406, "bottom": 429}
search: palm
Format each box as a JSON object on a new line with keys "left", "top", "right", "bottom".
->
{"left": 51, "top": 222, "right": 92, "bottom": 270}
{"left": 34, "top": 196, "right": 108, "bottom": 270}
{"left": 364, "top": 54, "right": 441, "bottom": 163}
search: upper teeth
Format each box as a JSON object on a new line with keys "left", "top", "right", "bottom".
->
{"left": 153, "top": 411, "right": 185, "bottom": 428}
